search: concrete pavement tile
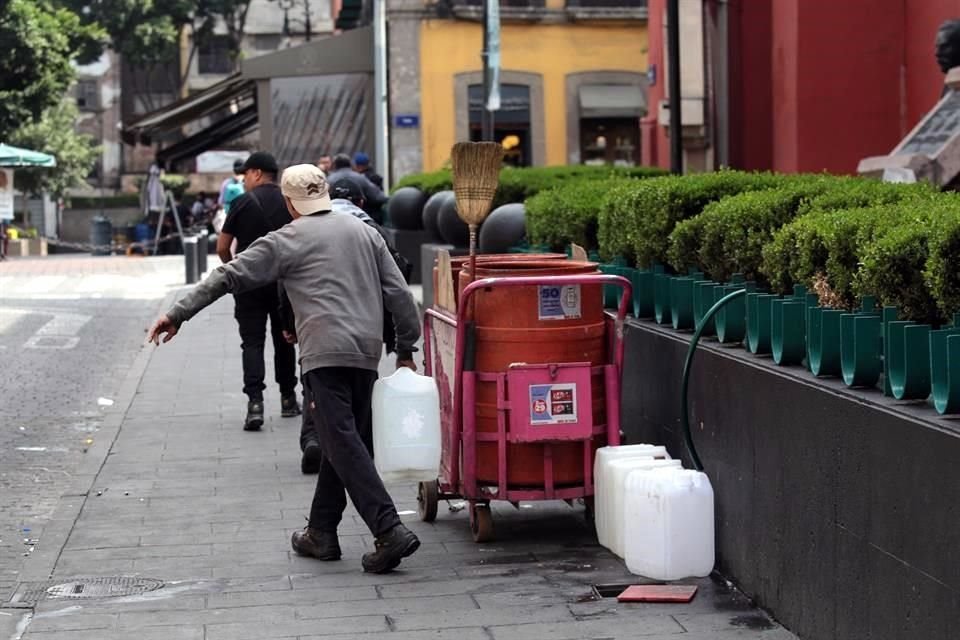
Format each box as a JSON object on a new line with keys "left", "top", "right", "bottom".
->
{"left": 390, "top": 603, "right": 574, "bottom": 631}
{"left": 23, "top": 625, "right": 204, "bottom": 640}
{"left": 206, "top": 585, "right": 377, "bottom": 609}
{"left": 203, "top": 613, "right": 388, "bottom": 640}
{"left": 672, "top": 612, "right": 788, "bottom": 634}
{"left": 486, "top": 615, "right": 685, "bottom": 639}
{"left": 25, "top": 611, "right": 117, "bottom": 633}
{"left": 296, "top": 594, "right": 476, "bottom": 620}
{"left": 377, "top": 574, "right": 549, "bottom": 599}
{"left": 116, "top": 604, "right": 296, "bottom": 629}
{"left": 299, "top": 629, "right": 490, "bottom": 640}
{"left": 34, "top": 595, "right": 208, "bottom": 615}
{"left": 290, "top": 567, "right": 458, "bottom": 590}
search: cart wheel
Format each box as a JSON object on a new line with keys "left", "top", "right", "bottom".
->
{"left": 471, "top": 504, "right": 494, "bottom": 543}
{"left": 418, "top": 480, "right": 439, "bottom": 522}
{"left": 583, "top": 497, "right": 595, "bottom": 523}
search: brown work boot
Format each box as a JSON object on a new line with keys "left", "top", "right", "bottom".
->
{"left": 291, "top": 527, "right": 341, "bottom": 561}
{"left": 361, "top": 524, "right": 420, "bottom": 574}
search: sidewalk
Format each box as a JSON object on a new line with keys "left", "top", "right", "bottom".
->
{"left": 3, "top": 291, "right": 797, "bottom": 640}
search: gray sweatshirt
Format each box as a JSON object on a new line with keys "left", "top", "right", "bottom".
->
{"left": 167, "top": 212, "right": 420, "bottom": 372}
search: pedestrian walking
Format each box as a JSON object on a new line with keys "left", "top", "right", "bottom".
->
{"left": 352, "top": 152, "right": 383, "bottom": 190}
{"left": 218, "top": 159, "right": 245, "bottom": 207}
{"left": 326, "top": 154, "right": 388, "bottom": 223}
{"left": 147, "top": 163, "right": 422, "bottom": 573}
{"left": 291, "top": 180, "right": 412, "bottom": 475}
{"left": 316, "top": 154, "right": 332, "bottom": 174}
{"left": 216, "top": 151, "right": 300, "bottom": 430}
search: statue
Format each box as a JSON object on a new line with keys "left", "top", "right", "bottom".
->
{"left": 936, "top": 19, "right": 960, "bottom": 74}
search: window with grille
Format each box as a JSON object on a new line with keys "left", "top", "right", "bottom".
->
{"left": 198, "top": 36, "right": 234, "bottom": 75}
{"left": 76, "top": 80, "right": 99, "bottom": 111}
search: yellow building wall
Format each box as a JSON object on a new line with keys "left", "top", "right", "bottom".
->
{"left": 419, "top": 20, "right": 648, "bottom": 170}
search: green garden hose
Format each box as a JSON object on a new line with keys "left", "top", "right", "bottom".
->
{"left": 680, "top": 288, "right": 748, "bottom": 471}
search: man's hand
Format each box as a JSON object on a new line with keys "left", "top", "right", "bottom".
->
{"left": 282, "top": 330, "right": 297, "bottom": 344}
{"left": 397, "top": 359, "right": 417, "bottom": 372}
{"left": 147, "top": 315, "right": 179, "bottom": 345}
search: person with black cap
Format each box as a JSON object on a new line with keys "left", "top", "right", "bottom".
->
{"left": 216, "top": 151, "right": 300, "bottom": 430}
{"left": 326, "top": 153, "right": 388, "bottom": 223}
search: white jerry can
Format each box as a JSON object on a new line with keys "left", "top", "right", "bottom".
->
{"left": 593, "top": 445, "right": 671, "bottom": 552}
{"left": 605, "top": 458, "right": 682, "bottom": 557}
{"left": 372, "top": 368, "right": 442, "bottom": 483}
{"left": 623, "top": 467, "right": 715, "bottom": 580}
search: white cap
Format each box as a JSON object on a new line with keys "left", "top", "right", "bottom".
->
{"left": 280, "top": 164, "right": 332, "bottom": 215}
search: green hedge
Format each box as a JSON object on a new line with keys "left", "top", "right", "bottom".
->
{"left": 927, "top": 211, "right": 960, "bottom": 321}
{"left": 392, "top": 165, "right": 667, "bottom": 210}
{"left": 525, "top": 179, "right": 621, "bottom": 250}
{"left": 598, "top": 170, "right": 783, "bottom": 266}
{"left": 667, "top": 176, "right": 841, "bottom": 282}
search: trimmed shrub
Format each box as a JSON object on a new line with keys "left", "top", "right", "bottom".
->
{"left": 855, "top": 198, "right": 960, "bottom": 323}
{"left": 393, "top": 165, "right": 667, "bottom": 206}
{"left": 598, "top": 170, "right": 782, "bottom": 266}
{"left": 526, "top": 179, "right": 620, "bottom": 250}
{"left": 668, "top": 175, "right": 839, "bottom": 281}
{"left": 926, "top": 211, "right": 960, "bottom": 321}
{"left": 760, "top": 180, "right": 939, "bottom": 294}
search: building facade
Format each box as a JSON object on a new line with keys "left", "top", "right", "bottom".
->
{"left": 643, "top": 0, "right": 960, "bottom": 175}
{"left": 386, "top": 0, "right": 649, "bottom": 179}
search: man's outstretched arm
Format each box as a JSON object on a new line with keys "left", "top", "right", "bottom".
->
{"left": 147, "top": 233, "right": 286, "bottom": 344}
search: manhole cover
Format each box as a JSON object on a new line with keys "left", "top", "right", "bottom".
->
{"left": 9, "top": 577, "right": 164, "bottom": 603}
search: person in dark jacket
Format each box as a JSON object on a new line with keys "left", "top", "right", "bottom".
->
{"left": 352, "top": 152, "right": 383, "bottom": 190}
{"left": 326, "top": 154, "right": 387, "bottom": 223}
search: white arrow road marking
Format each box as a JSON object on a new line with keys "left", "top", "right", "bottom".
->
{"left": 15, "top": 309, "right": 93, "bottom": 350}
{"left": 23, "top": 311, "right": 92, "bottom": 349}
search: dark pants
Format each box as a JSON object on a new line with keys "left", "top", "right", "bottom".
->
{"left": 304, "top": 367, "right": 400, "bottom": 537}
{"left": 300, "top": 383, "right": 317, "bottom": 451}
{"left": 234, "top": 286, "right": 297, "bottom": 402}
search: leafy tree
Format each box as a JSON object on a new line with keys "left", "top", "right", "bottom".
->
{"left": 10, "top": 101, "right": 100, "bottom": 201}
{"left": 0, "top": 0, "right": 105, "bottom": 139}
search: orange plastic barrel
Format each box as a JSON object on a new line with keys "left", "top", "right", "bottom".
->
{"left": 459, "top": 260, "right": 607, "bottom": 487}
{"left": 432, "top": 253, "right": 566, "bottom": 308}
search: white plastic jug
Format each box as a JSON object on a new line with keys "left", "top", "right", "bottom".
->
{"left": 606, "top": 458, "right": 682, "bottom": 557}
{"left": 593, "top": 445, "right": 670, "bottom": 553}
{"left": 372, "top": 368, "right": 441, "bottom": 483}
{"left": 624, "top": 467, "right": 715, "bottom": 580}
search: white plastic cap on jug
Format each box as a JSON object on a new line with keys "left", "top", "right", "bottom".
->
{"left": 623, "top": 467, "right": 715, "bottom": 580}
{"left": 603, "top": 458, "right": 682, "bottom": 557}
{"left": 372, "top": 368, "right": 441, "bottom": 484}
{"left": 593, "top": 445, "right": 670, "bottom": 552}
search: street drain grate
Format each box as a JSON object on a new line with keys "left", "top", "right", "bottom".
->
{"left": 9, "top": 577, "right": 164, "bottom": 603}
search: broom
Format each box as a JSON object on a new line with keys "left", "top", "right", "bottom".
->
{"left": 451, "top": 141, "right": 505, "bottom": 293}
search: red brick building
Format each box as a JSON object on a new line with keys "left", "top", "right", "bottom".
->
{"left": 642, "top": 0, "right": 960, "bottom": 174}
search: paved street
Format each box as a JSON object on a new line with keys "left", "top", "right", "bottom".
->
{"left": 0, "top": 256, "right": 186, "bottom": 602}
{"left": 1, "top": 255, "right": 795, "bottom": 639}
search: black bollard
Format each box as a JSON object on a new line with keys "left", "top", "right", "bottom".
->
{"left": 183, "top": 236, "right": 199, "bottom": 284}
{"left": 197, "top": 230, "right": 208, "bottom": 275}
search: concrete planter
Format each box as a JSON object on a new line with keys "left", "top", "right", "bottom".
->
{"left": 621, "top": 318, "right": 960, "bottom": 640}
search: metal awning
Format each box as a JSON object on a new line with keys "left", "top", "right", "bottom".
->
{"left": 122, "top": 73, "right": 255, "bottom": 145}
{"left": 579, "top": 84, "right": 646, "bottom": 119}
{"left": 156, "top": 105, "right": 258, "bottom": 167}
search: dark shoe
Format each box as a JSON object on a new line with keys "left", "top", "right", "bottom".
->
{"left": 244, "top": 401, "right": 264, "bottom": 431}
{"left": 291, "top": 527, "right": 341, "bottom": 561}
{"left": 301, "top": 442, "right": 322, "bottom": 474}
{"left": 361, "top": 523, "right": 420, "bottom": 574}
{"left": 281, "top": 393, "right": 302, "bottom": 418}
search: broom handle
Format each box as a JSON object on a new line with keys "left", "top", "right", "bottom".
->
{"left": 468, "top": 224, "right": 478, "bottom": 319}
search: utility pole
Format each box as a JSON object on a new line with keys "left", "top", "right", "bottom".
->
{"left": 481, "top": 0, "right": 494, "bottom": 141}
{"left": 667, "top": 0, "right": 683, "bottom": 174}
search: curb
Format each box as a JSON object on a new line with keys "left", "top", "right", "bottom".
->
{"left": 10, "top": 289, "right": 179, "bottom": 589}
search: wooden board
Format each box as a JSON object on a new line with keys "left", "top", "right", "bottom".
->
{"left": 617, "top": 585, "right": 698, "bottom": 603}
{"left": 435, "top": 249, "right": 456, "bottom": 314}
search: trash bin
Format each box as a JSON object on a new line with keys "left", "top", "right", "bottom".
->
{"left": 90, "top": 216, "right": 113, "bottom": 256}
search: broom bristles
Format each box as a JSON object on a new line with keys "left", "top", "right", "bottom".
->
{"left": 451, "top": 142, "right": 504, "bottom": 226}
